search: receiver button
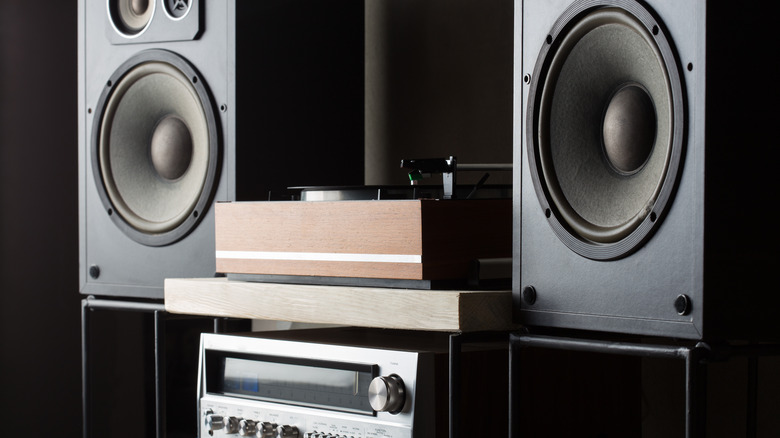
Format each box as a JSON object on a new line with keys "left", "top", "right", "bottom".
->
{"left": 204, "top": 413, "right": 224, "bottom": 431}
{"left": 368, "top": 374, "right": 406, "bottom": 414}
{"left": 225, "top": 416, "right": 242, "bottom": 434}
{"left": 239, "top": 419, "right": 258, "bottom": 436}
{"left": 278, "top": 425, "right": 300, "bottom": 437}
{"left": 259, "top": 422, "right": 278, "bottom": 437}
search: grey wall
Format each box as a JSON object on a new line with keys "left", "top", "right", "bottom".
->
{"left": 365, "top": 0, "right": 514, "bottom": 186}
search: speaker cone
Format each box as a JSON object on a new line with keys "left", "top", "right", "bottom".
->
{"left": 92, "top": 50, "right": 219, "bottom": 247}
{"left": 108, "top": 0, "right": 155, "bottom": 36}
{"left": 526, "top": 0, "right": 685, "bottom": 260}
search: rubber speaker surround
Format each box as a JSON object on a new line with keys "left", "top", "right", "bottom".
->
{"left": 91, "top": 49, "right": 220, "bottom": 247}
{"left": 526, "top": 0, "right": 685, "bottom": 261}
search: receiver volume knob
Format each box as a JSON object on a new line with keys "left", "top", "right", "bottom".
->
{"left": 368, "top": 374, "right": 406, "bottom": 414}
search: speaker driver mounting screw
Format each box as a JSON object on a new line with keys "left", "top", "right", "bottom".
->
{"left": 674, "top": 294, "right": 691, "bottom": 316}
{"left": 89, "top": 265, "right": 101, "bottom": 279}
{"left": 522, "top": 286, "right": 537, "bottom": 305}
{"left": 524, "top": 74, "right": 531, "bottom": 84}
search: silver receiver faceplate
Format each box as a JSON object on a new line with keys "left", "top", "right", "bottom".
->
{"left": 198, "top": 328, "right": 444, "bottom": 438}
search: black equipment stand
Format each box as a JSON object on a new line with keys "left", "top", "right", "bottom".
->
{"left": 449, "top": 330, "right": 511, "bottom": 438}
{"left": 82, "top": 297, "right": 166, "bottom": 438}
{"left": 509, "top": 330, "right": 780, "bottom": 438}
{"left": 81, "top": 296, "right": 247, "bottom": 438}
{"left": 82, "top": 295, "right": 506, "bottom": 438}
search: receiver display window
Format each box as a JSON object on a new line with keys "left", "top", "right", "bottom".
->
{"left": 217, "top": 356, "right": 375, "bottom": 415}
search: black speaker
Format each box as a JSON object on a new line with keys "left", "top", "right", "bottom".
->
{"left": 515, "top": 0, "right": 780, "bottom": 340}
{"left": 79, "top": 0, "right": 365, "bottom": 299}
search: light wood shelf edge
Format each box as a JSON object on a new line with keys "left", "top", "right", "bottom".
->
{"left": 164, "top": 277, "right": 518, "bottom": 332}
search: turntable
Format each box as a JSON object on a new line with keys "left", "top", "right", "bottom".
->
{"left": 215, "top": 157, "right": 512, "bottom": 289}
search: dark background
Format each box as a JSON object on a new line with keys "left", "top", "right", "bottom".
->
{"left": 1, "top": 6, "right": 221, "bottom": 436}
{"left": 0, "top": 1, "right": 82, "bottom": 436}
{"left": 1, "top": 1, "right": 778, "bottom": 438}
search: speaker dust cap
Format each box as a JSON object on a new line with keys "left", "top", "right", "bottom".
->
{"left": 92, "top": 49, "right": 219, "bottom": 247}
{"left": 526, "top": 0, "right": 685, "bottom": 260}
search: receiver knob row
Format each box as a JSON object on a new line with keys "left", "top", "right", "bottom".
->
{"left": 204, "top": 411, "right": 297, "bottom": 437}
{"left": 306, "top": 433, "right": 354, "bottom": 438}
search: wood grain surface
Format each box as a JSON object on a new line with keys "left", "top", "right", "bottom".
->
{"left": 164, "top": 277, "right": 517, "bottom": 332}
{"left": 214, "top": 199, "right": 511, "bottom": 280}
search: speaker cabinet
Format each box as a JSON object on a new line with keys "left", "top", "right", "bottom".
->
{"left": 79, "top": 0, "right": 365, "bottom": 299}
{"left": 515, "top": 0, "right": 780, "bottom": 340}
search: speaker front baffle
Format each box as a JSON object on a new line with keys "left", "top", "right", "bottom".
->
{"left": 79, "top": 0, "right": 365, "bottom": 299}
{"left": 514, "top": 0, "right": 780, "bottom": 341}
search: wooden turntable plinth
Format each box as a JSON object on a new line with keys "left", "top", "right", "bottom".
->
{"left": 215, "top": 199, "right": 510, "bottom": 281}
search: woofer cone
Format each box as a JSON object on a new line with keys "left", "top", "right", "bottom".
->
{"left": 526, "top": 0, "right": 685, "bottom": 260}
{"left": 91, "top": 49, "right": 219, "bottom": 247}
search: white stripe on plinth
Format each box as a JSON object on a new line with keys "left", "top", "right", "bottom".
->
{"left": 216, "top": 250, "right": 422, "bottom": 264}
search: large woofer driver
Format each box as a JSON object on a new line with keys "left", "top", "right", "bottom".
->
{"left": 526, "top": 0, "right": 685, "bottom": 260}
{"left": 92, "top": 50, "right": 219, "bottom": 247}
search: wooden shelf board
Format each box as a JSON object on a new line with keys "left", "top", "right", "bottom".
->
{"left": 164, "top": 277, "right": 517, "bottom": 332}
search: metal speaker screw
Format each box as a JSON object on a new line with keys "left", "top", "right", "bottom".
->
{"left": 522, "top": 286, "right": 537, "bottom": 305}
{"left": 675, "top": 294, "right": 691, "bottom": 316}
{"left": 89, "top": 265, "right": 101, "bottom": 279}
